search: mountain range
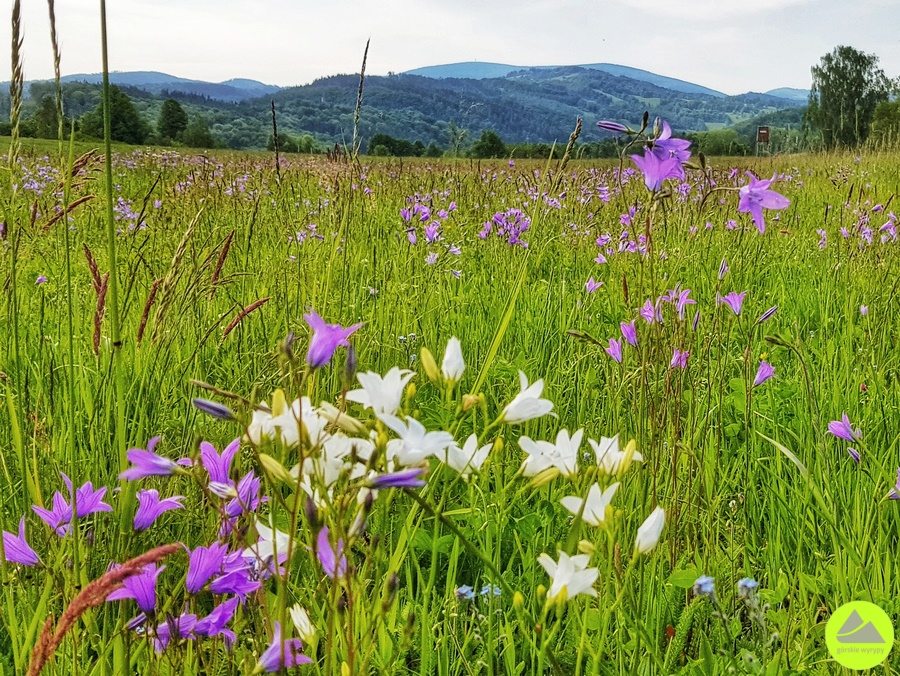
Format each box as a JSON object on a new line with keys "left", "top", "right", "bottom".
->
{"left": 12, "top": 63, "right": 809, "bottom": 151}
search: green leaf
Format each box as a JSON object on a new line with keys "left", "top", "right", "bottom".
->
{"left": 668, "top": 567, "right": 701, "bottom": 589}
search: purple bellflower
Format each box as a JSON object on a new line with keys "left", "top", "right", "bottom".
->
{"left": 186, "top": 542, "right": 229, "bottom": 594}
{"left": 620, "top": 320, "right": 638, "bottom": 347}
{"left": 303, "top": 310, "right": 363, "bottom": 369}
{"left": 33, "top": 491, "right": 73, "bottom": 536}
{"left": 153, "top": 613, "right": 197, "bottom": 653}
{"left": 119, "top": 437, "right": 191, "bottom": 481}
{"left": 674, "top": 288, "right": 696, "bottom": 320}
{"left": 753, "top": 361, "right": 775, "bottom": 387}
{"left": 200, "top": 438, "right": 241, "bottom": 486}
{"left": 670, "top": 349, "right": 689, "bottom": 369}
{"left": 107, "top": 563, "right": 165, "bottom": 614}
{"left": 33, "top": 474, "right": 112, "bottom": 536}
{"left": 2, "top": 517, "right": 40, "bottom": 566}
{"left": 596, "top": 120, "right": 630, "bottom": 134}
{"left": 370, "top": 468, "right": 426, "bottom": 489}
{"left": 630, "top": 150, "right": 682, "bottom": 193}
{"left": 649, "top": 120, "right": 691, "bottom": 176}
{"left": 828, "top": 413, "right": 861, "bottom": 443}
{"left": 605, "top": 338, "right": 623, "bottom": 363}
{"left": 316, "top": 527, "right": 347, "bottom": 579}
{"left": 194, "top": 597, "right": 239, "bottom": 648}
{"left": 134, "top": 490, "right": 184, "bottom": 531}
{"left": 257, "top": 621, "right": 312, "bottom": 672}
{"left": 738, "top": 172, "right": 790, "bottom": 233}
{"left": 889, "top": 467, "right": 900, "bottom": 499}
{"left": 718, "top": 291, "right": 746, "bottom": 316}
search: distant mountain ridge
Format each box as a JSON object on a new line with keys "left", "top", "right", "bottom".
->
{"left": 43, "top": 71, "right": 281, "bottom": 102}
{"left": 403, "top": 61, "right": 808, "bottom": 101}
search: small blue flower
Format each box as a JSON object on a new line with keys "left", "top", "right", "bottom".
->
{"left": 737, "top": 577, "right": 759, "bottom": 599}
{"left": 693, "top": 575, "right": 715, "bottom": 599}
{"left": 455, "top": 585, "right": 475, "bottom": 601}
{"left": 480, "top": 584, "right": 501, "bottom": 598}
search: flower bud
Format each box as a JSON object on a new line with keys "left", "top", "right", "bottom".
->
{"left": 462, "top": 394, "right": 479, "bottom": 412}
{"left": 419, "top": 347, "right": 440, "bottom": 384}
{"left": 634, "top": 506, "right": 665, "bottom": 555}
{"left": 513, "top": 591, "right": 525, "bottom": 611}
{"left": 304, "top": 496, "right": 320, "bottom": 530}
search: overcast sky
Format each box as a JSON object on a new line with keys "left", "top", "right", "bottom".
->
{"left": 2, "top": 0, "right": 898, "bottom": 95}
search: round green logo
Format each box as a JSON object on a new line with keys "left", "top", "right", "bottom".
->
{"left": 825, "top": 601, "right": 894, "bottom": 670}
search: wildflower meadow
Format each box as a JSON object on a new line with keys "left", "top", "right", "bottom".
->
{"left": 2, "top": 25, "right": 900, "bottom": 676}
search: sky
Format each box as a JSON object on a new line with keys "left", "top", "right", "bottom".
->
{"left": 1, "top": 0, "right": 898, "bottom": 95}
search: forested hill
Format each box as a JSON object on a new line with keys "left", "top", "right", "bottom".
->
{"left": 257, "top": 67, "right": 800, "bottom": 148}
{"left": 9, "top": 66, "right": 803, "bottom": 151}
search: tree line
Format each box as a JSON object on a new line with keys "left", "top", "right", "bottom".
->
{"left": 0, "top": 84, "right": 220, "bottom": 148}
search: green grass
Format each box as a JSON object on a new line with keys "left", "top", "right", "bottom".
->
{"left": 1, "top": 139, "right": 899, "bottom": 675}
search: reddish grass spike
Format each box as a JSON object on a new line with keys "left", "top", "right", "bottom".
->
{"left": 210, "top": 230, "right": 235, "bottom": 296}
{"left": 137, "top": 278, "right": 163, "bottom": 345}
{"left": 222, "top": 297, "right": 270, "bottom": 339}
{"left": 82, "top": 243, "right": 102, "bottom": 295}
{"left": 41, "top": 195, "right": 95, "bottom": 232}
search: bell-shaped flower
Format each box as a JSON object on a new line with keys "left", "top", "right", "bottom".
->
{"left": 561, "top": 482, "right": 619, "bottom": 527}
{"left": 501, "top": 371, "right": 554, "bottom": 425}
{"left": 738, "top": 172, "right": 790, "bottom": 233}
{"left": 194, "top": 597, "right": 239, "bottom": 648}
{"left": 753, "top": 361, "right": 775, "bottom": 387}
{"left": 134, "top": 489, "right": 184, "bottom": 531}
{"left": 257, "top": 621, "right": 312, "bottom": 672}
{"left": 828, "top": 413, "right": 861, "bottom": 443}
{"left": 519, "top": 429, "right": 581, "bottom": 477}
{"left": 717, "top": 291, "right": 746, "bottom": 316}
{"left": 200, "top": 438, "right": 241, "bottom": 486}
{"left": 289, "top": 605, "right": 316, "bottom": 645}
{"left": 303, "top": 310, "right": 362, "bottom": 369}
{"left": 630, "top": 149, "right": 683, "bottom": 192}
{"left": 589, "top": 436, "right": 643, "bottom": 475}
{"left": 119, "top": 437, "right": 191, "bottom": 481}
{"left": 346, "top": 367, "right": 415, "bottom": 416}
{"left": 106, "top": 563, "right": 165, "bottom": 614}
{"left": 441, "top": 337, "right": 465, "bottom": 385}
{"left": 634, "top": 506, "right": 666, "bottom": 555}
{"left": 316, "top": 527, "right": 347, "bottom": 579}
{"left": 186, "top": 542, "right": 229, "bottom": 594}
{"left": 537, "top": 551, "right": 598, "bottom": 602}
{"left": 2, "top": 517, "right": 40, "bottom": 566}
{"left": 379, "top": 414, "right": 454, "bottom": 467}
{"left": 153, "top": 613, "right": 197, "bottom": 653}
{"left": 441, "top": 434, "right": 492, "bottom": 477}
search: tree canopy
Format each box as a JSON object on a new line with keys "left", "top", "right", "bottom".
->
{"left": 80, "top": 85, "right": 150, "bottom": 144}
{"left": 807, "top": 45, "right": 891, "bottom": 148}
{"left": 157, "top": 98, "right": 189, "bottom": 142}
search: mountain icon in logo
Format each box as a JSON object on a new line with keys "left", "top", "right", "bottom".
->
{"left": 836, "top": 610, "right": 886, "bottom": 644}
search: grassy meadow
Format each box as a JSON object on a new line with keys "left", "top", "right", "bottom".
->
{"left": 1, "top": 135, "right": 900, "bottom": 675}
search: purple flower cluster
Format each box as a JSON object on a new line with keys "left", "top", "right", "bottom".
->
{"left": 478, "top": 208, "right": 531, "bottom": 248}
